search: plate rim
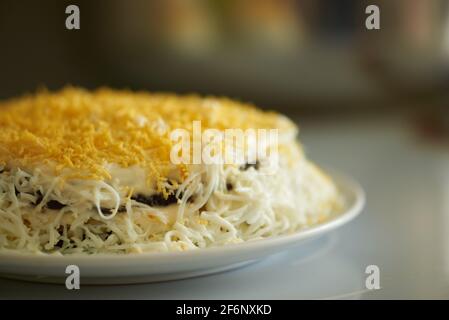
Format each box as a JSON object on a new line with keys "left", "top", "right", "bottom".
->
{"left": 0, "top": 168, "right": 365, "bottom": 265}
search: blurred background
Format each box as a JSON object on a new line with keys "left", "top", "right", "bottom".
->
{"left": 1, "top": 0, "right": 449, "bottom": 119}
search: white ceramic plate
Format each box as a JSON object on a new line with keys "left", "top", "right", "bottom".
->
{"left": 0, "top": 169, "right": 365, "bottom": 285}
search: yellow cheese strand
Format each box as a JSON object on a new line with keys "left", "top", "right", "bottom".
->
{"left": 0, "top": 87, "right": 294, "bottom": 192}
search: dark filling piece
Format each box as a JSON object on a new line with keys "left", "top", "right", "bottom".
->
{"left": 240, "top": 160, "right": 260, "bottom": 171}
{"left": 33, "top": 191, "right": 43, "bottom": 205}
{"left": 55, "top": 226, "right": 65, "bottom": 247}
{"left": 21, "top": 185, "right": 181, "bottom": 213}
{"left": 55, "top": 239, "right": 64, "bottom": 248}
{"left": 131, "top": 193, "right": 178, "bottom": 207}
{"left": 100, "top": 206, "right": 127, "bottom": 216}
{"left": 33, "top": 191, "right": 66, "bottom": 210}
{"left": 46, "top": 200, "right": 67, "bottom": 210}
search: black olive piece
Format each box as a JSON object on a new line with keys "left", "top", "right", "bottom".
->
{"left": 105, "top": 230, "right": 113, "bottom": 239}
{"left": 46, "top": 200, "right": 66, "bottom": 210}
{"left": 55, "top": 239, "right": 64, "bottom": 248}
{"left": 131, "top": 192, "right": 178, "bottom": 207}
{"left": 33, "top": 190, "right": 66, "bottom": 210}
{"left": 100, "top": 206, "right": 126, "bottom": 215}
{"left": 98, "top": 231, "right": 113, "bottom": 241}
{"left": 240, "top": 160, "right": 260, "bottom": 171}
{"left": 226, "top": 182, "right": 233, "bottom": 191}
{"left": 33, "top": 190, "right": 44, "bottom": 205}
{"left": 100, "top": 207, "right": 112, "bottom": 215}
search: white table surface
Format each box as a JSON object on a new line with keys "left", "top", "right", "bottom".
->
{"left": 1, "top": 115, "right": 447, "bottom": 299}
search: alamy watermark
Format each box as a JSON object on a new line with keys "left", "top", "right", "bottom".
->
{"left": 365, "top": 264, "right": 381, "bottom": 290}
{"left": 65, "top": 264, "right": 80, "bottom": 290}
{"left": 65, "top": 5, "right": 80, "bottom": 30}
{"left": 365, "top": 4, "right": 380, "bottom": 30}
{"left": 169, "top": 121, "right": 280, "bottom": 174}
{"left": 63, "top": 4, "right": 378, "bottom": 31}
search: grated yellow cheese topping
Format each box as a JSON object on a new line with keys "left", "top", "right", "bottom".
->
{"left": 0, "top": 87, "right": 295, "bottom": 190}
